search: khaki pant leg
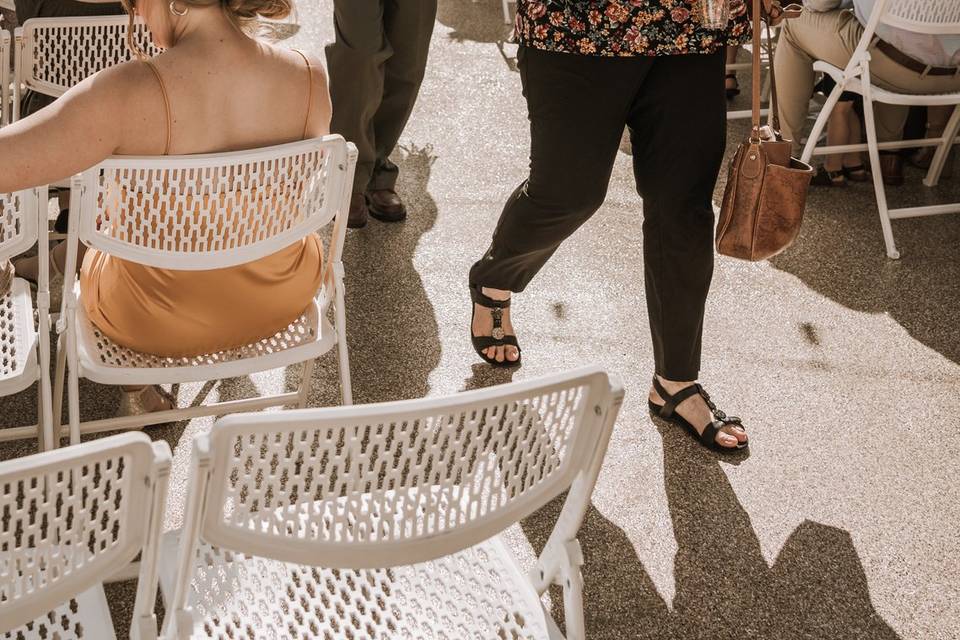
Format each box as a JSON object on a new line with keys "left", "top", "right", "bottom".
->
{"left": 867, "top": 53, "right": 960, "bottom": 142}
{"left": 775, "top": 9, "right": 864, "bottom": 150}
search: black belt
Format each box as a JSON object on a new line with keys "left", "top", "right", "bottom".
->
{"left": 874, "top": 38, "right": 959, "bottom": 76}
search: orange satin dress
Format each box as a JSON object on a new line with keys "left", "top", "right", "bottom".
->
{"left": 80, "top": 54, "right": 323, "bottom": 358}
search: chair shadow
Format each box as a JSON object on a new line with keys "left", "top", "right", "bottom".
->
{"left": 519, "top": 418, "right": 900, "bottom": 639}
{"left": 719, "top": 108, "right": 960, "bottom": 368}
{"left": 292, "top": 143, "right": 442, "bottom": 406}
{"left": 765, "top": 173, "right": 960, "bottom": 366}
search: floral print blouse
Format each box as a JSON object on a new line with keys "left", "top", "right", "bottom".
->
{"left": 515, "top": 0, "right": 751, "bottom": 57}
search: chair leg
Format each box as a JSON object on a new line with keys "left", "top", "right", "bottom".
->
{"left": 923, "top": 105, "right": 960, "bottom": 187}
{"left": 861, "top": 93, "right": 900, "bottom": 259}
{"left": 296, "top": 358, "right": 315, "bottom": 409}
{"left": 334, "top": 283, "right": 353, "bottom": 406}
{"left": 801, "top": 84, "right": 844, "bottom": 165}
{"left": 53, "top": 334, "right": 66, "bottom": 446}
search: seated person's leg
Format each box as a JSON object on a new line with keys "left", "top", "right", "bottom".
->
{"left": 775, "top": 9, "right": 867, "bottom": 152}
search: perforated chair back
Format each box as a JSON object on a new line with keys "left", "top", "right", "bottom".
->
{"left": 0, "top": 432, "right": 171, "bottom": 634}
{"left": 880, "top": 0, "right": 960, "bottom": 33}
{"left": 76, "top": 136, "right": 349, "bottom": 270}
{"left": 191, "top": 367, "right": 617, "bottom": 569}
{"left": 15, "top": 15, "right": 159, "bottom": 101}
{"left": 0, "top": 190, "right": 38, "bottom": 264}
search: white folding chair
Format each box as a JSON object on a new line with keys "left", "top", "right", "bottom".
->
{"left": 158, "top": 367, "right": 624, "bottom": 640}
{"left": 1, "top": 29, "right": 9, "bottom": 127}
{"left": 800, "top": 0, "right": 960, "bottom": 259}
{"left": 0, "top": 188, "right": 54, "bottom": 451}
{"left": 13, "top": 15, "right": 159, "bottom": 238}
{"left": 0, "top": 432, "right": 172, "bottom": 640}
{"left": 54, "top": 136, "right": 357, "bottom": 446}
{"left": 13, "top": 15, "right": 158, "bottom": 122}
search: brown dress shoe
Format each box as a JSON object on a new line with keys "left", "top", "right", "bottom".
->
{"left": 365, "top": 188, "right": 407, "bottom": 223}
{"left": 879, "top": 153, "right": 904, "bottom": 186}
{"left": 347, "top": 193, "right": 368, "bottom": 229}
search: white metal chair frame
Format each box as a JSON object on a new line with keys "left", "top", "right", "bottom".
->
{"left": 159, "top": 367, "right": 624, "bottom": 640}
{"left": 800, "top": 0, "right": 960, "bottom": 259}
{"left": 727, "top": 25, "right": 778, "bottom": 121}
{"left": 13, "top": 15, "right": 159, "bottom": 122}
{"left": 0, "top": 432, "right": 172, "bottom": 640}
{"left": 53, "top": 136, "right": 357, "bottom": 446}
{"left": 0, "top": 188, "right": 54, "bottom": 451}
{"left": 1, "top": 29, "right": 9, "bottom": 127}
{"left": 13, "top": 15, "right": 160, "bottom": 239}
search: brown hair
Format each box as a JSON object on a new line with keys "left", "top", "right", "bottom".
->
{"left": 121, "top": 0, "right": 294, "bottom": 57}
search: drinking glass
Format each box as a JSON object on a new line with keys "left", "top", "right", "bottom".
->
{"left": 701, "top": 0, "right": 731, "bottom": 29}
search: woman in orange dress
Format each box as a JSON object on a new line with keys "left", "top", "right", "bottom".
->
{"left": 3, "top": 0, "right": 331, "bottom": 414}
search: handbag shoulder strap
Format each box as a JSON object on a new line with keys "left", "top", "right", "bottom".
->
{"left": 751, "top": 0, "right": 763, "bottom": 142}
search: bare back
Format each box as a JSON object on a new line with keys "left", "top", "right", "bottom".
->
{"left": 119, "top": 41, "right": 329, "bottom": 156}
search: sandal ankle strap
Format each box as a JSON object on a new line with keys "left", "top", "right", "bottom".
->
{"left": 470, "top": 284, "right": 511, "bottom": 309}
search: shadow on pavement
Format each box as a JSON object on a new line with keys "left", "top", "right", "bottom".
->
{"left": 303, "top": 143, "right": 442, "bottom": 406}
{"left": 767, "top": 170, "right": 960, "bottom": 367}
{"left": 521, "top": 418, "right": 900, "bottom": 639}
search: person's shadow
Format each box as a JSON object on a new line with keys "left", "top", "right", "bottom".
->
{"left": 294, "top": 143, "right": 442, "bottom": 406}
{"left": 436, "top": 0, "right": 518, "bottom": 72}
{"left": 520, "top": 417, "right": 900, "bottom": 639}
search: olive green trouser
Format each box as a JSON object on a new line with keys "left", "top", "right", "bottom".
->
{"left": 325, "top": 0, "right": 437, "bottom": 195}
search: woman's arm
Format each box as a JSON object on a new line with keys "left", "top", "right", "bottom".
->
{"left": 0, "top": 62, "right": 156, "bottom": 193}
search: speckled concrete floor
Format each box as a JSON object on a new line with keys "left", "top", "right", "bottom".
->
{"left": 2, "top": 2, "right": 959, "bottom": 639}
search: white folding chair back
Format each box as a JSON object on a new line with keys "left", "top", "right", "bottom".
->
{"left": 800, "top": 0, "right": 960, "bottom": 258}
{"left": 1, "top": 29, "right": 9, "bottom": 126}
{"left": 0, "top": 432, "right": 172, "bottom": 640}
{"left": 13, "top": 15, "right": 159, "bottom": 120}
{"left": 159, "top": 367, "right": 624, "bottom": 640}
{"left": 55, "top": 136, "right": 356, "bottom": 445}
{"left": 0, "top": 188, "right": 54, "bottom": 451}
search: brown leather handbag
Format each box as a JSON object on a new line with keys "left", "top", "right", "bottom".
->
{"left": 716, "top": 0, "right": 813, "bottom": 261}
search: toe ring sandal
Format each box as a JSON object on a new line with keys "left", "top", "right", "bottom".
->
{"left": 470, "top": 284, "right": 521, "bottom": 368}
{"left": 648, "top": 377, "right": 747, "bottom": 452}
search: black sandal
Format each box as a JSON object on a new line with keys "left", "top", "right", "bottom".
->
{"left": 725, "top": 73, "right": 740, "bottom": 100}
{"left": 469, "top": 284, "right": 521, "bottom": 367}
{"left": 648, "top": 377, "right": 748, "bottom": 452}
{"left": 811, "top": 165, "right": 847, "bottom": 187}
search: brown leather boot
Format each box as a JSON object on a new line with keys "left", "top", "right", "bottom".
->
{"left": 879, "top": 153, "right": 904, "bottom": 186}
{"left": 365, "top": 188, "right": 407, "bottom": 223}
{"left": 347, "top": 193, "right": 368, "bottom": 229}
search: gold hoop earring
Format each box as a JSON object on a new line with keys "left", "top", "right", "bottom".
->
{"left": 169, "top": 0, "right": 188, "bottom": 16}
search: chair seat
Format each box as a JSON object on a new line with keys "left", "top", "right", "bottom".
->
{"left": 158, "top": 532, "right": 555, "bottom": 640}
{"left": 1, "top": 586, "right": 116, "bottom": 640}
{"left": 0, "top": 278, "right": 39, "bottom": 397}
{"left": 73, "top": 285, "right": 336, "bottom": 386}
{"left": 813, "top": 61, "right": 960, "bottom": 106}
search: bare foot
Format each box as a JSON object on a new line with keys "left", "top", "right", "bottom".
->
{"left": 649, "top": 376, "right": 747, "bottom": 449}
{"left": 471, "top": 287, "right": 520, "bottom": 364}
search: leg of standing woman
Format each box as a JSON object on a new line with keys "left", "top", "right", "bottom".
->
{"left": 629, "top": 51, "right": 747, "bottom": 449}
{"left": 468, "top": 48, "right": 649, "bottom": 364}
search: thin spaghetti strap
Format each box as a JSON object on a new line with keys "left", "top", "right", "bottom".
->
{"left": 293, "top": 49, "right": 313, "bottom": 140}
{"left": 143, "top": 60, "right": 172, "bottom": 155}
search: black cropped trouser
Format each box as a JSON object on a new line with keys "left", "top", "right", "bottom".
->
{"left": 469, "top": 47, "right": 726, "bottom": 381}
